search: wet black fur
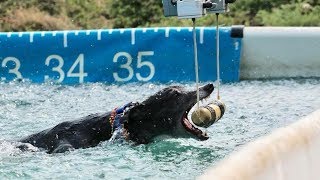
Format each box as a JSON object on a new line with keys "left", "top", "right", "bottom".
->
{"left": 19, "top": 84, "right": 214, "bottom": 153}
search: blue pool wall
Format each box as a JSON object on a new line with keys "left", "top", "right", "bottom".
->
{"left": 0, "top": 27, "right": 242, "bottom": 84}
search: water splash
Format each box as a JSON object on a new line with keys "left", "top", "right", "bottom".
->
{"left": 0, "top": 79, "right": 319, "bottom": 179}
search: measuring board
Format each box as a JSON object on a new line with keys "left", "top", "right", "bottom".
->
{"left": 0, "top": 27, "right": 242, "bottom": 84}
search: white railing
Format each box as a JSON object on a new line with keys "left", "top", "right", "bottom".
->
{"left": 240, "top": 27, "right": 320, "bottom": 79}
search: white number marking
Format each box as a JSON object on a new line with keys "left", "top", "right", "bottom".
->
{"left": 45, "top": 54, "right": 87, "bottom": 83}
{"left": 45, "top": 55, "right": 65, "bottom": 83}
{"left": 1, "top": 57, "right": 23, "bottom": 79}
{"left": 63, "top": 31, "right": 68, "bottom": 47}
{"left": 131, "top": 29, "right": 135, "bottom": 45}
{"left": 136, "top": 51, "right": 155, "bottom": 81}
{"left": 67, "top": 54, "right": 88, "bottom": 83}
{"left": 113, "top": 52, "right": 134, "bottom": 82}
{"left": 113, "top": 51, "right": 155, "bottom": 82}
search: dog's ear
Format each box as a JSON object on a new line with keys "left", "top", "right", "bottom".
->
{"left": 125, "top": 103, "right": 152, "bottom": 144}
{"left": 127, "top": 103, "right": 146, "bottom": 122}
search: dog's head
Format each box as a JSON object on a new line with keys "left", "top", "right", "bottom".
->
{"left": 125, "top": 83, "right": 214, "bottom": 144}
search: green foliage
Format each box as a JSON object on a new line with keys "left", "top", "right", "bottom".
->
{"left": 110, "top": 0, "right": 163, "bottom": 28}
{"left": 63, "top": 0, "right": 111, "bottom": 29}
{"left": 109, "top": 0, "right": 320, "bottom": 27}
{"left": 0, "top": 0, "right": 113, "bottom": 31}
{"left": 257, "top": 2, "right": 320, "bottom": 26}
{"left": 0, "top": 0, "right": 320, "bottom": 31}
{"left": 36, "top": 0, "right": 61, "bottom": 15}
{"left": 228, "top": 0, "right": 320, "bottom": 26}
{"left": 0, "top": 0, "right": 36, "bottom": 14}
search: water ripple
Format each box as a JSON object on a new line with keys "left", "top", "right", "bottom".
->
{"left": 0, "top": 79, "right": 319, "bottom": 179}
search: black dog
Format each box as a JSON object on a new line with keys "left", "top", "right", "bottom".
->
{"left": 18, "top": 83, "right": 214, "bottom": 153}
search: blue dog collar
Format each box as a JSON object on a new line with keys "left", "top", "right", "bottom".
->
{"left": 109, "top": 102, "right": 137, "bottom": 141}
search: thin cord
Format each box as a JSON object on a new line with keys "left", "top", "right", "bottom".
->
{"left": 216, "top": 13, "right": 220, "bottom": 100}
{"left": 192, "top": 18, "right": 200, "bottom": 110}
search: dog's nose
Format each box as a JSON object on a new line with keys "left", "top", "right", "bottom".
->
{"left": 203, "top": 83, "right": 214, "bottom": 92}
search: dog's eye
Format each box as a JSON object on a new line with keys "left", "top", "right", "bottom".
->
{"left": 172, "top": 89, "right": 180, "bottom": 97}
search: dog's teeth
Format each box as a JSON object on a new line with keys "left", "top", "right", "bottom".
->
{"left": 202, "top": 131, "right": 208, "bottom": 137}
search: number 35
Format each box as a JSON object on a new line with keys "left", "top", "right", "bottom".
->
{"left": 113, "top": 51, "right": 155, "bottom": 82}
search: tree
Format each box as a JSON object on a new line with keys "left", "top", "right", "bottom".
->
{"left": 110, "top": 0, "right": 163, "bottom": 28}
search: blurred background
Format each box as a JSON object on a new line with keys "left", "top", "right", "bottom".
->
{"left": 0, "top": 0, "right": 319, "bottom": 31}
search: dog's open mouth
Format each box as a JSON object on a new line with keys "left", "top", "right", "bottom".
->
{"left": 180, "top": 84, "right": 214, "bottom": 140}
{"left": 182, "top": 110, "right": 209, "bottom": 140}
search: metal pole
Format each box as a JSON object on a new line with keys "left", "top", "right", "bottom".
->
{"left": 216, "top": 13, "right": 220, "bottom": 100}
{"left": 192, "top": 18, "right": 200, "bottom": 110}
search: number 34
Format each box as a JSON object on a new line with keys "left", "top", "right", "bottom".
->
{"left": 113, "top": 51, "right": 155, "bottom": 82}
{"left": 45, "top": 54, "right": 87, "bottom": 83}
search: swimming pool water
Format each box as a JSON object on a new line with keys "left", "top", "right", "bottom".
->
{"left": 0, "top": 79, "right": 319, "bottom": 179}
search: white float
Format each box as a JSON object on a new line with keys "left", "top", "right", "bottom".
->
{"left": 198, "top": 109, "right": 320, "bottom": 180}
